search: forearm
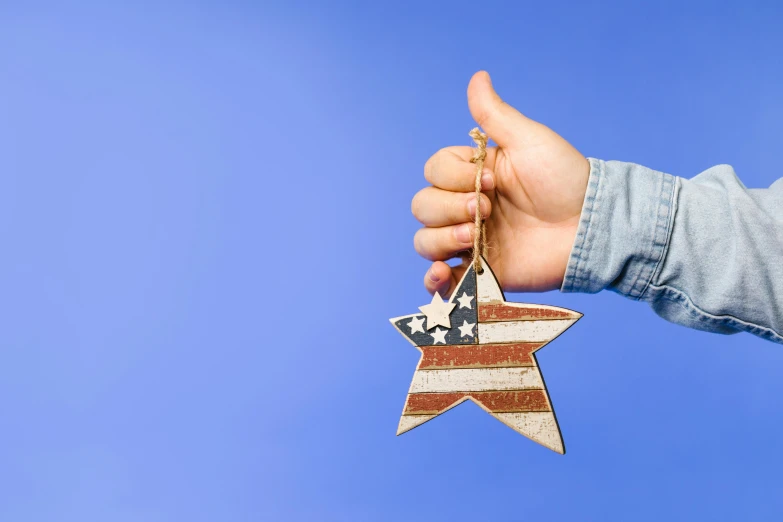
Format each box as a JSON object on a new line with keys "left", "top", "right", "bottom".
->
{"left": 561, "top": 158, "right": 783, "bottom": 345}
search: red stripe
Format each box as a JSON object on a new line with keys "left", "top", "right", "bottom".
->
{"left": 405, "top": 390, "right": 550, "bottom": 414}
{"left": 478, "top": 303, "right": 579, "bottom": 322}
{"left": 418, "top": 343, "right": 542, "bottom": 369}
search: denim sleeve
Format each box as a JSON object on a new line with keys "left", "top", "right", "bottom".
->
{"left": 561, "top": 158, "right": 783, "bottom": 345}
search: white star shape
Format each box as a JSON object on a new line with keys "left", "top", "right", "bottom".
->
{"left": 457, "top": 320, "right": 475, "bottom": 338}
{"left": 407, "top": 316, "right": 425, "bottom": 334}
{"left": 429, "top": 327, "right": 448, "bottom": 344}
{"left": 456, "top": 292, "right": 474, "bottom": 309}
{"left": 418, "top": 291, "right": 456, "bottom": 330}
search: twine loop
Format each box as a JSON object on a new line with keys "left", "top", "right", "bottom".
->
{"left": 468, "top": 128, "right": 488, "bottom": 274}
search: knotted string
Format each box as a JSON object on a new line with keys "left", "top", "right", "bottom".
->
{"left": 469, "top": 127, "right": 488, "bottom": 274}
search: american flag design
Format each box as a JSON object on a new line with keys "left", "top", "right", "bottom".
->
{"left": 390, "top": 257, "right": 581, "bottom": 453}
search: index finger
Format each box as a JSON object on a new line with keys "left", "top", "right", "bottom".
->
{"left": 424, "top": 146, "right": 496, "bottom": 192}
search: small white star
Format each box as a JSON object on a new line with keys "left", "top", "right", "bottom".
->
{"left": 407, "top": 316, "right": 425, "bottom": 334}
{"left": 418, "top": 291, "right": 457, "bottom": 330}
{"left": 430, "top": 327, "right": 448, "bottom": 344}
{"left": 456, "top": 292, "right": 474, "bottom": 309}
{"left": 458, "top": 320, "right": 475, "bottom": 338}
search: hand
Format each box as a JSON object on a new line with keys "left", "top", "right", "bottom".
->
{"left": 412, "top": 71, "right": 590, "bottom": 296}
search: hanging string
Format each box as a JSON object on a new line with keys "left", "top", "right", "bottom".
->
{"left": 469, "top": 127, "right": 488, "bottom": 274}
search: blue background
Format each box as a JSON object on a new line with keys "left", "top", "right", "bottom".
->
{"left": 2, "top": 2, "right": 783, "bottom": 520}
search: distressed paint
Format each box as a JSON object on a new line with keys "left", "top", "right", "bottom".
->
{"left": 409, "top": 367, "right": 543, "bottom": 393}
{"left": 396, "top": 414, "right": 437, "bottom": 435}
{"left": 479, "top": 302, "right": 582, "bottom": 322}
{"left": 492, "top": 412, "right": 564, "bottom": 454}
{"left": 404, "top": 390, "right": 551, "bottom": 415}
{"left": 475, "top": 261, "right": 504, "bottom": 303}
{"left": 390, "top": 266, "right": 478, "bottom": 347}
{"left": 390, "top": 256, "right": 581, "bottom": 453}
{"left": 478, "top": 319, "right": 578, "bottom": 344}
{"left": 418, "top": 343, "right": 541, "bottom": 369}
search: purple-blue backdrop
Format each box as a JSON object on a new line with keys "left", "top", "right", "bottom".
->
{"left": 2, "top": 2, "right": 783, "bottom": 520}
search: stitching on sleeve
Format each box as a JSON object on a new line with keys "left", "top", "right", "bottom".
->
{"left": 640, "top": 176, "right": 680, "bottom": 300}
{"left": 623, "top": 170, "right": 660, "bottom": 298}
{"left": 570, "top": 158, "right": 603, "bottom": 291}
{"left": 563, "top": 158, "right": 602, "bottom": 292}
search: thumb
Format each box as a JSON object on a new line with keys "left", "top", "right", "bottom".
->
{"left": 467, "top": 71, "right": 536, "bottom": 148}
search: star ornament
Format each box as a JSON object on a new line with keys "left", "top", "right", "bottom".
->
{"left": 418, "top": 292, "right": 456, "bottom": 330}
{"left": 389, "top": 256, "right": 582, "bottom": 454}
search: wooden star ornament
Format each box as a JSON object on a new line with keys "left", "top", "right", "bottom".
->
{"left": 389, "top": 257, "right": 582, "bottom": 454}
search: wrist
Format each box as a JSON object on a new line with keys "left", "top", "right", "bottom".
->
{"left": 560, "top": 158, "right": 678, "bottom": 298}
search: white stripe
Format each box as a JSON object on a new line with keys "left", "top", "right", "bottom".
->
{"left": 492, "top": 412, "right": 564, "bottom": 454}
{"left": 481, "top": 301, "right": 582, "bottom": 320}
{"left": 478, "top": 319, "right": 576, "bottom": 343}
{"left": 409, "top": 367, "right": 543, "bottom": 393}
{"left": 397, "top": 414, "right": 436, "bottom": 435}
{"left": 476, "top": 262, "right": 504, "bottom": 302}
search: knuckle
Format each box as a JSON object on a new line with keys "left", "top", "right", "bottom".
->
{"left": 413, "top": 229, "right": 424, "bottom": 254}
{"left": 423, "top": 270, "right": 435, "bottom": 290}
{"left": 417, "top": 230, "right": 440, "bottom": 261}
{"left": 448, "top": 194, "right": 468, "bottom": 221}
{"left": 422, "top": 243, "right": 438, "bottom": 260}
{"left": 410, "top": 190, "right": 423, "bottom": 218}
{"left": 423, "top": 153, "right": 438, "bottom": 183}
{"left": 424, "top": 148, "right": 449, "bottom": 184}
{"left": 413, "top": 229, "right": 433, "bottom": 259}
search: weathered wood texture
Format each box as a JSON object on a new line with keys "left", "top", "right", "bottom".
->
{"left": 479, "top": 302, "right": 581, "bottom": 322}
{"left": 403, "top": 390, "right": 551, "bottom": 415}
{"left": 397, "top": 414, "right": 436, "bottom": 433}
{"left": 390, "top": 266, "right": 478, "bottom": 347}
{"left": 418, "top": 343, "right": 542, "bottom": 369}
{"left": 492, "top": 412, "right": 564, "bottom": 453}
{"left": 478, "top": 319, "right": 577, "bottom": 344}
{"left": 410, "top": 367, "right": 544, "bottom": 393}
{"left": 476, "top": 263, "right": 505, "bottom": 303}
{"left": 391, "top": 256, "right": 580, "bottom": 454}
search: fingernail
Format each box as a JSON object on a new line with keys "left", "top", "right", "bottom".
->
{"left": 481, "top": 169, "right": 495, "bottom": 190}
{"left": 467, "top": 197, "right": 477, "bottom": 217}
{"left": 428, "top": 268, "right": 440, "bottom": 283}
{"left": 455, "top": 223, "right": 472, "bottom": 243}
{"left": 468, "top": 197, "right": 487, "bottom": 218}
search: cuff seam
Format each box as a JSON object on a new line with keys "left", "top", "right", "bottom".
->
{"left": 561, "top": 157, "right": 603, "bottom": 293}
{"left": 638, "top": 176, "right": 679, "bottom": 300}
{"left": 623, "top": 171, "right": 678, "bottom": 299}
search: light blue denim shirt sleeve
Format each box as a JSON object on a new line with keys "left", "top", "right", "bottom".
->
{"left": 561, "top": 158, "right": 783, "bottom": 345}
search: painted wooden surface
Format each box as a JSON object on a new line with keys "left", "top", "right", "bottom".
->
{"left": 390, "top": 256, "right": 581, "bottom": 454}
{"left": 397, "top": 414, "right": 436, "bottom": 433}
{"left": 390, "top": 266, "right": 478, "bottom": 347}
{"left": 409, "top": 367, "right": 543, "bottom": 393}
{"left": 477, "top": 319, "right": 577, "bottom": 344}
{"left": 492, "top": 412, "right": 564, "bottom": 453}
{"left": 479, "top": 302, "right": 581, "bottom": 322}
{"left": 475, "top": 264, "right": 504, "bottom": 303}
{"left": 403, "top": 390, "right": 551, "bottom": 415}
{"left": 417, "top": 343, "right": 542, "bottom": 369}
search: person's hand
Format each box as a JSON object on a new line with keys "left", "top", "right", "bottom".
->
{"left": 412, "top": 71, "right": 590, "bottom": 296}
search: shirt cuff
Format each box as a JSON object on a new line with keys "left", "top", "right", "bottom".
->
{"left": 561, "top": 158, "right": 678, "bottom": 299}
